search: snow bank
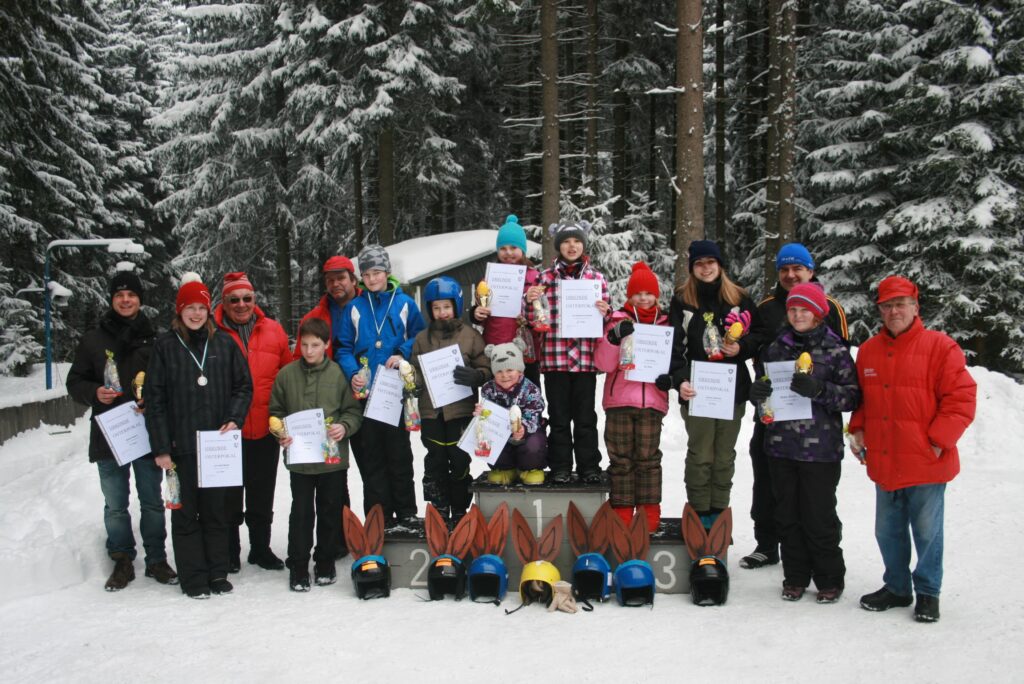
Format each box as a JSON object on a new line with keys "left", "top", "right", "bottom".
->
{"left": 0, "top": 363, "right": 71, "bottom": 409}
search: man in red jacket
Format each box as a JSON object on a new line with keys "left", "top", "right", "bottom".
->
{"left": 294, "top": 255, "right": 359, "bottom": 558}
{"left": 849, "top": 276, "right": 976, "bottom": 623}
{"left": 215, "top": 272, "right": 293, "bottom": 572}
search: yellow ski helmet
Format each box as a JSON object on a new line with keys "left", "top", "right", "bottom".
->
{"left": 518, "top": 560, "right": 561, "bottom": 605}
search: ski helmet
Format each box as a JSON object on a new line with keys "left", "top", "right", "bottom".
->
{"left": 689, "top": 555, "right": 729, "bottom": 606}
{"left": 350, "top": 554, "right": 391, "bottom": 600}
{"left": 424, "top": 275, "right": 464, "bottom": 319}
{"left": 614, "top": 559, "right": 655, "bottom": 607}
{"left": 468, "top": 554, "right": 509, "bottom": 603}
{"left": 519, "top": 560, "right": 560, "bottom": 606}
{"left": 427, "top": 554, "right": 467, "bottom": 601}
{"left": 572, "top": 552, "right": 612, "bottom": 602}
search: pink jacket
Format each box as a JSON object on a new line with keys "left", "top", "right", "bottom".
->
{"left": 594, "top": 309, "right": 670, "bottom": 414}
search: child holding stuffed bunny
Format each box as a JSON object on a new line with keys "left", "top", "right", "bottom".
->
{"left": 409, "top": 276, "right": 491, "bottom": 527}
{"left": 478, "top": 339, "right": 547, "bottom": 485}
{"left": 525, "top": 220, "right": 610, "bottom": 484}
{"left": 594, "top": 262, "right": 671, "bottom": 533}
{"left": 269, "top": 318, "right": 363, "bottom": 592}
{"left": 471, "top": 214, "right": 543, "bottom": 387}
{"left": 748, "top": 282, "right": 860, "bottom": 604}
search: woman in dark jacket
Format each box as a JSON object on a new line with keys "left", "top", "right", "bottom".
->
{"left": 668, "top": 240, "right": 764, "bottom": 530}
{"left": 145, "top": 273, "right": 252, "bottom": 599}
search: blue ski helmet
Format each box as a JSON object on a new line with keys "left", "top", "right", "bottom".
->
{"left": 614, "top": 559, "right": 655, "bottom": 607}
{"left": 424, "top": 275, "right": 464, "bottom": 319}
{"left": 350, "top": 554, "right": 391, "bottom": 600}
{"left": 468, "top": 553, "right": 509, "bottom": 603}
{"left": 572, "top": 552, "right": 612, "bottom": 602}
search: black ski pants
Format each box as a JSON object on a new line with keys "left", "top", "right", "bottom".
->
{"left": 171, "top": 450, "right": 229, "bottom": 595}
{"left": 420, "top": 415, "right": 472, "bottom": 517}
{"left": 350, "top": 419, "right": 416, "bottom": 520}
{"left": 287, "top": 469, "right": 345, "bottom": 568}
{"left": 544, "top": 371, "right": 601, "bottom": 475}
{"left": 748, "top": 422, "right": 779, "bottom": 552}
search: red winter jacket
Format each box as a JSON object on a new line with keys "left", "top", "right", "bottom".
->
{"left": 594, "top": 309, "right": 670, "bottom": 414}
{"left": 849, "top": 317, "right": 976, "bottom": 491}
{"left": 215, "top": 306, "right": 292, "bottom": 440}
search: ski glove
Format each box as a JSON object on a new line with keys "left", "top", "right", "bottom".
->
{"left": 547, "top": 581, "right": 578, "bottom": 614}
{"left": 607, "top": 319, "right": 635, "bottom": 345}
{"left": 790, "top": 372, "right": 823, "bottom": 399}
{"left": 749, "top": 377, "right": 773, "bottom": 402}
{"left": 725, "top": 310, "right": 751, "bottom": 330}
{"left": 453, "top": 366, "right": 486, "bottom": 388}
{"left": 654, "top": 374, "right": 674, "bottom": 392}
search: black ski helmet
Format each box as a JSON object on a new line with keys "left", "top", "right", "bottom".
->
{"left": 427, "top": 554, "right": 467, "bottom": 601}
{"left": 689, "top": 555, "right": 729, "bottom": 606}
{"left": 351, "top": 554, "right": 391, "bottom": 600}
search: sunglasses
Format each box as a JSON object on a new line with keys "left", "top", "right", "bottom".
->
{"left": 228, "top": 295, "right": 254, "bottom": 304}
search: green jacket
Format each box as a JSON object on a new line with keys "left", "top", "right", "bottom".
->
{"left": 269, "top": 357, "right": 363, "bottom": 474}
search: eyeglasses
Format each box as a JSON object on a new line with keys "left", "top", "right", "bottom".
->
{"left": 879, "top": 300, "right": 915, "bottom": 312}
{"left": 228, "top": 295, "right": 254, "bottom": 304}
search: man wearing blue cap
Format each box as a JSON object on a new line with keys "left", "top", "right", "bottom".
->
{"left": 740, "top": 243, "right": 849, "bottom": 570}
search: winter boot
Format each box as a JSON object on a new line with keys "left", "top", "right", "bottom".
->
{"left": 781, "top": 584, "right": 806, "bottom": 601}
{"left": 248, "top": 547, "right": 285, "bottom": 571}
{"left": 104, "top": 553, "right": 135, "bottom": 592}
{"left": 640, "top": 504, "right": 661, "bottom": 533}
{"left": 859, "top": 586, "right": 913, "bottom": 612}
{"left": 520, "top": 469, "right": 545, "bottom": 485}
{"left": 612, "top": 505, "right": 634, "bottom": 527}
{"left": 145, "top": 560, "right": 179, "bottom": 585}
{"left": 289, "top": 565, "right": 311, "bottom": 592}
{"left": 210, "top": 577, "right": 233, "bottom": 595}
{"left": 487, "top": 469, "right": 517, "bottom": 485}
{"left": 314, "top": 561, "right": 337, "bottom": 586}
{"left": 739, "top": 548, "right": 780, "bottom": 569}
{"left": 914, "top": 594, "right": 940, "bottom": 623}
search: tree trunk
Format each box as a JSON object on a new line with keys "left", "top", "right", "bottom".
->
{"left": 675, "top": 0, "right": 705, "bottom": 288}
{"left": 585, "top": 0, "right": 599, "bottom": 192}
{"left": 713, "top": 0, "right": 726, "bottom": 243}
{"left": 763, "top": 0, "right": 796, "bottom": 292}
{"left": 541, "top": 0, "right": 560, "bottom": 264}
{"left": 353, "top": 145, "right": 364, "bottom": 250}
{"left": 378, "top": 126, "right": 394, "bottom": 246}
{"left": 274, "top": 150, "right": 292, "bottom": 327}
{"left": 612, "top": 22, "right": 628, "bottom": 223}
{"left": 648, "top": 93, "right": 657, "bottom": 204}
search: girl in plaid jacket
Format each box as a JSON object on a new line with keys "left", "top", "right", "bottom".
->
{"left": 594, "top": 262, "right": 670, "bottom": 533}
{"left": 525, "top": 220, "right": 610, "bottom": 484}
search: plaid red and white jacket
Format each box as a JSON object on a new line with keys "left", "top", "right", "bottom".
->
{"left": 525, "top": 256, "right": 609, "bottom": 373}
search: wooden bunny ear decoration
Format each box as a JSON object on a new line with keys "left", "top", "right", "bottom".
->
{"left": 343, "top": 504, "right": 386, "bottom": 559}
{"left": 471, "top": 502, "right": 510, "bottom": 558}
{"left": 424, "top": 503, "right": 479, "bottom": 561}
{"left": 511, "top": 508, "right": 563, "bottom": 564}
{"left": 682, "top": 503, "right": 732, "bottom": 560}
{"left": 567, "top": 500, "right": 612, "bottom": 559}
{"left": 607, "top": 507, "right": 651, "bottom": 564}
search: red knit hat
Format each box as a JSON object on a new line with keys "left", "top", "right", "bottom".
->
{"left": 876, "top": 275, "right": 918, "bottom": 303}
{"left": 787, "top": 282, "right": 828, "bottom": 319}
{"left": 626, "top": 261, "right": 660, "bottom": 299}
{"left": 222, "top": 271, "right": 254, "bottom": 298}
{"left": 176, "top": 272, "right": 211, "bottom": 314}
{"left": 323, "top": 256, "right": 355, "bottom": 274}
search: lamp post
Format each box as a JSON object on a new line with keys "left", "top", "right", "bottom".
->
{"left": 44, "top": 238, "right": 145, "bottom": 389}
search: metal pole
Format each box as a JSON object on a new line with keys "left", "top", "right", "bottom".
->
{"left": 44, "top": 249, "right": 53, "bottom": 390}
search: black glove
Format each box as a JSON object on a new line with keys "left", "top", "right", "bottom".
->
{"left": 790, "top": 372, "right": 823, "bottom": 399}
{"left": 749, "top": 377, "right": 773, "bottom": 402}
{"left": 654, "top": 374, "right": 673, "bottom": 392}
{"left": 606, "top": 319, "right": 635, "bottom": 345}
{"left": 453, "top": 365, "right": 485, "bottom": 388}
{"left": 402, "top": 385, "right": 422, "bottom": 400}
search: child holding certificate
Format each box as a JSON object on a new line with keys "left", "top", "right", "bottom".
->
{"left": 594, "top": 262, "right": 671, "bottom": 533}
{"left": 525, "top": 220, "right": 610, "bottom": 484}
{"left": 409, "top": 276, "right": 491, "bottom": 527}
{"left": 146, "top": 274, "right": 253, "bottom": 599}
{"left": 269, "top": 318, "right": 363, "bottom": 591}
{"left": 748, "top": 283, "right": 860, "bottom": 603}
{"left": 471, "top": 214, "right": 543, "bottom": 386}
{"left": 668, "top": 240, "right": 763, "bottom": 530}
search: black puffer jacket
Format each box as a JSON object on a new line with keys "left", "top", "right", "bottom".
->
{"left": 145, "top": 326, "right": 253, "bottom": 458}
{"left": 66, "top": 311, "right": 157, "bottom": 462}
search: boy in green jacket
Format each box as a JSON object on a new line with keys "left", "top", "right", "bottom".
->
{"left": 270, "top": 318, "right": 363, "bottom": 591}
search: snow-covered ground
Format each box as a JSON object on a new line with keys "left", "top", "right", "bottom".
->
{"left": 0, "top": 362, "right": 71, "bottom": 409}
{"left": 1, "top": 365, "right": 1021, "bottom": 682}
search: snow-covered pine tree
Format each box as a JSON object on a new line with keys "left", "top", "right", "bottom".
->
{"left": 152, "top": 0, "right": 297, "bottom": 323}
{"left": 0, "top": 267, "right": 43, "bottom": 376}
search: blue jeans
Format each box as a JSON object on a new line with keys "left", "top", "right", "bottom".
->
{"left": 96, "top": 457, "right": 168, "bottom": 564}
{"left": 874, "top": 483, "right": 945, "bottom": 597}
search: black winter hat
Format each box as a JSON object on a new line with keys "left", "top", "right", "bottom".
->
{"left": 687, "top": 240, "right": 724, "bottom": 272}
{"left": 109, "top": 270, "right": 144, "bottom": 303}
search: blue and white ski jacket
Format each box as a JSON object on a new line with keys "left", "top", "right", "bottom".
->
{"left": 335, "top": 276, "right": 426, "bottom": 384}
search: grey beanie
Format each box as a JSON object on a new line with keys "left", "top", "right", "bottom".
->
{"left": 485, "top": 341, "right": 525, "bottom": 374}
{"left": 358, "top": 244, "right": 391, "bottom": 274}
{"left": 549, "top": 220, "right": 592, "bottom": 253}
